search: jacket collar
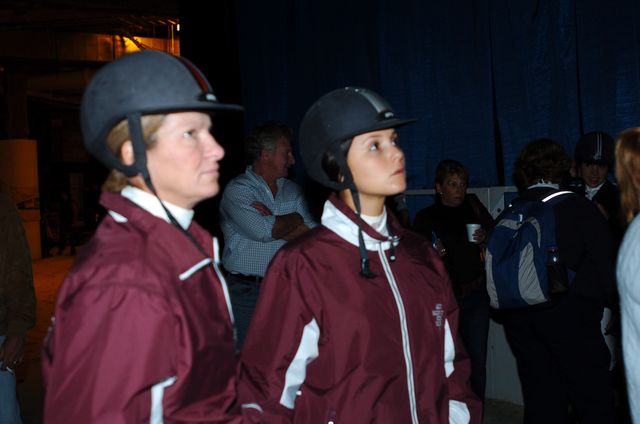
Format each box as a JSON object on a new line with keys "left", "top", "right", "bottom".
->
{"left": 321, "top": 193, "right": 401, "bottom": 251}
{"left": 119, "top": 185, "right": 194, "bottom": 229}
{"left": 100, "top": 191, "right": 216, "bottom": 262}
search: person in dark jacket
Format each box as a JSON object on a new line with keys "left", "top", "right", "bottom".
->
{"left": 413, "top": 159, "right": 494, "bottom": 401}
{"left": 504, "top": 138, "right": 617, "bottom": 424}
{"left": 0, "top": 193, "right": 36, "bottom": 424}
{"left": 566, "top": 131, "right": 623, "bottom": 244}
{"left": 565, "top": 131, "right": 623, "bottom": 396}
{"left": 238, "top": 87, "right": 480, "bottom": 423}
{"left": 42, "top": 51, "right": 247, "bottom": 423}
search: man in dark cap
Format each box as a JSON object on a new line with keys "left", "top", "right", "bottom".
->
{"left": 570, "top": 131, "right": 622, "bottom": 236}
{"left": 566, "top": 131, "right": 624, "bottom": 414}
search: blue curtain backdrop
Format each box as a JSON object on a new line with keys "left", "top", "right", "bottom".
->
{"left": 233, "top": 0, "right": 640, "bottom": 189}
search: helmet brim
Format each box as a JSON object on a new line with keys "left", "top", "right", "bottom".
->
{"left": 137, "top": 101, "right": 244, "bottom": 115}
{"left": 340, "top": 117, "right": 416, "bottom": 141}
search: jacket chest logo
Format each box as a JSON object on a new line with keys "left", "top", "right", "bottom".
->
{"left": 431, "top": 303, "right": 444, "bottom": 328}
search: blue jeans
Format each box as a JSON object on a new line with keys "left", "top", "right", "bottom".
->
{"left": 226, "top": 274, "right": 262, "bottom": 350}
{"left": 0, "top": 335, "right": 22, "bottom": 424}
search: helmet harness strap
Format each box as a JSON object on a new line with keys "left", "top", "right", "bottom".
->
{"left": 126, "top": 113, "right": 150, "bottom": 181}
{"left": 330, "top": 143, "right": 376, "bottom": 278}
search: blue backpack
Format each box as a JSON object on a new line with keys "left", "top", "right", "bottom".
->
{"left": 485, "top": 190, "right": 574, "bottom": 309}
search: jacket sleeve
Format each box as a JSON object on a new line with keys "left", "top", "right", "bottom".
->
{"left": 43, "top": 280, "right": 178, "bottom": 423}
{"left": 580, "top": 203, "right": 617, "bottom": 307}
{"left": 238, "top": 250, "right": 318, "bottom": 423}
{"left": 0, "top": 195, "right": 36, "bottom": 336}
{"left": 442, "top": 280, "right": 483, "bottom": 423}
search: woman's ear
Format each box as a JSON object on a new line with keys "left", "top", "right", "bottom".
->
{"left": 435, "top": 182, "right": 443, "bottom": 195}
{"left": 121, "top": 139, "right": 148, "bottom": 190}
{"left": 120, "top": 140, "right": 134, "bottom": 166}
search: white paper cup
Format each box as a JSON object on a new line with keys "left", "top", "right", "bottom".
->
{"left": 466, "top": 223, "right": 481, "bottom": 243}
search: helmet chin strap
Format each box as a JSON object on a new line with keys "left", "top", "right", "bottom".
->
{"left": 331, "top": 144, "right": 376, "bottom": 278}
{"left": 128, "top": 114, "right": 209, "bottom": 258}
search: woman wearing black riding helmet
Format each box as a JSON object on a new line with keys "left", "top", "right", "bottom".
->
{"left": 42, "top": 51, "right": 247, "bottom": 422}
{"left": 239, "top": 87, "right": 480, "bottom": 423}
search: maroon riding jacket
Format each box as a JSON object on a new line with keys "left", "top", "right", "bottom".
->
{"left": 239, "top": 194, "right": 481, "bottom": 423}
{"left": 43, "top": 192, "right": 242, "bottom": 423}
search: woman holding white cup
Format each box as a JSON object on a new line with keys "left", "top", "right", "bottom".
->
{"left": 413, "top": 159, "right": 493, "bottom": 401}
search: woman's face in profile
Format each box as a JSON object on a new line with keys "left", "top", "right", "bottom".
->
{"left": 437, "top": 173, "right": 466, "bottom": 207}
{"left": 146, "top": 111, "right": 225, "bottom": 209}
{"left": 346, "top": 128, "right": 406, "bottom": 202}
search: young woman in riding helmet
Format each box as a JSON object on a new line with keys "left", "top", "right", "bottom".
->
{"left": 238, "top": 87, "right": 480, "bottom": 423}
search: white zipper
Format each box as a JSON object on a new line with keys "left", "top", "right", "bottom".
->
{"left": 377, "top": 245, "right": 419, "bottom": 424}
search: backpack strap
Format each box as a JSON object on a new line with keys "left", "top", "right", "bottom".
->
{"left": 541, "top": 190, "right": 574, "bottom": 203}
{"left": 540, "top": 189, "right": 582, "bottom": 277}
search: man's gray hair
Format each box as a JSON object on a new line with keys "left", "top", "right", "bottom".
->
{"left": 245, "top": 121, "right": 293, "bottom": 164}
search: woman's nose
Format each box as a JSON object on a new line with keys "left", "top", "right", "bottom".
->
{"left": 204, "top": 133, "right": 225, "bottom": 160}
{"left": 390, "top": 144, "right": 404, "bottom": 161}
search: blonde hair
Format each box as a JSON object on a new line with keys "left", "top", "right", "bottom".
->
{"left": 615, "top": 128, "right": 640, "bottom": 224}
{"left": 102, "top": 114, "right": 166, "bottom": 192}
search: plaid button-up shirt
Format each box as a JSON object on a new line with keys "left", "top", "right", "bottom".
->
{"left": 220, "top": 167, "right": 316, "bottom": 277}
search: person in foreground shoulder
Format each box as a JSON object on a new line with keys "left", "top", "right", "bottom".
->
{"left": 42, "top": 51, "right": 247, "bottom": 423}
{"left": 238, "top": 87, "right": 481, "bottom": 423}
{"left": 615, "top": 127, "right": 640, "bottom": 424}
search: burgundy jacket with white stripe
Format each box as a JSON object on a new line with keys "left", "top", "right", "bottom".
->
{"left": 239, "top": 194, "right": 481, "bottom": 423}
{"left": 42, "top": 192, "right": 242, "bottom": 423}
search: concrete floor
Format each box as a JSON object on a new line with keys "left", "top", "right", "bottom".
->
{"left": 17, "top": 254, "right": 524, "bottom": 423}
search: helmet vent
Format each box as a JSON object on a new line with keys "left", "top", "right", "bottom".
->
{"left": 175, "top": 55, "right": 212, "bottom": 92}
{"left": 593, "top": 133, "right": 603, "bottom": 160}
{"left": 357, "top": 88, "right": 390, "bottom": 113}
{"left": 575, "top": 131, "right": 614, "bottom": 166}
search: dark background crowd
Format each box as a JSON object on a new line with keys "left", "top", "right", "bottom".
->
{"left": 2, "top": 1, "right": 640, "bottom": 422}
